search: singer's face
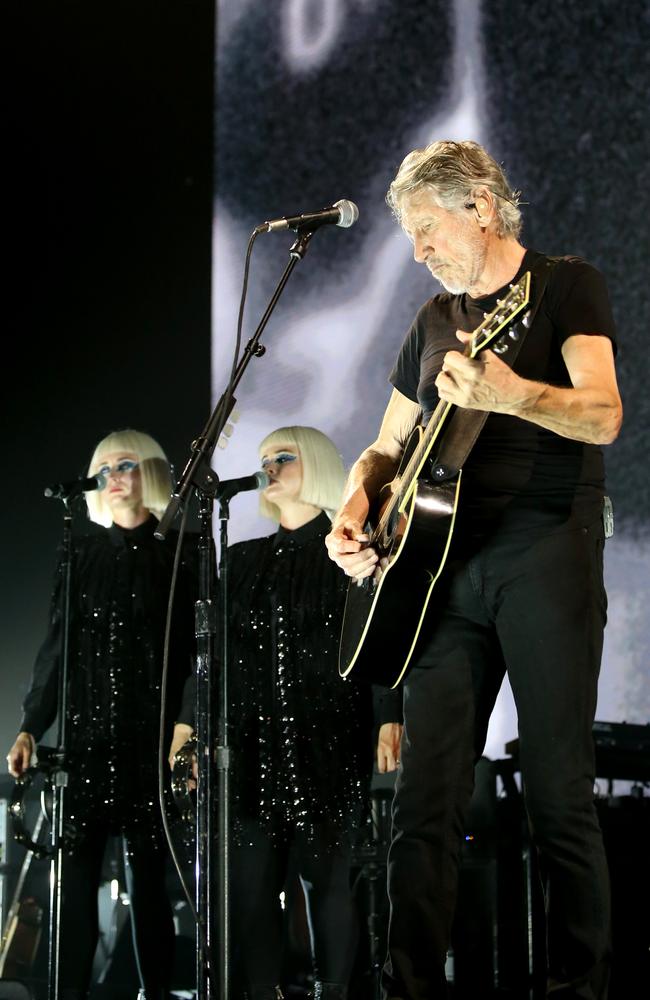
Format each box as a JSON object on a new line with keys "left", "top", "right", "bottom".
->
{"left": 260, "top": 445, "right": 302, "bottom": 505}
{"left": 400, "top": 192, "right": 487, "bottom": 295}
{"left": 93, "top": 450, "right": 143, "bottom": 518}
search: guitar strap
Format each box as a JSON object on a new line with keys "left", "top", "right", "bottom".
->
{"left": 432, "top": 253, "right": 560, "bottom": 477}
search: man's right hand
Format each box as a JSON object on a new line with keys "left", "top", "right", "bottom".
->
{"left": 325, "top": 515, "right": 379, "bottom": 580}
{"left": 325, "top": 390, "right": 420, "bottom": 580}
{"left": 7, "top": 732, "right": 35, "bottom": 778}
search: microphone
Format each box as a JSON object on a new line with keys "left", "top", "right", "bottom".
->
{"left": 257, "top": 199, "right": 359, "bottom": 234}
{"left": 215, "top": 470, "right": 270, "bottom": 502}
{"left": 44, "top": 472, "right": 107, "bottom": 500}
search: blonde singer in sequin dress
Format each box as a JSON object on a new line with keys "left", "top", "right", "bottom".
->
{"left": 170, "top": 425, "right": 400, "bottom": 1000}
{"left": 7, "top": 429, "right": 199, "bottom": 1000}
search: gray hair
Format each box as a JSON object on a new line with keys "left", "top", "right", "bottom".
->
{"left": 386, "top": 139, "right": 522, "bottom": 238}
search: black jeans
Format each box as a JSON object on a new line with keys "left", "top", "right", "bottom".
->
{"left": 232, "top": 820, "right": 359, "bottom": 990}
{"left": 59, "top": 826, "right": 175, "bottom": 994}
{"left": 382, "top": 519, "right": 611, "bottom": 1000}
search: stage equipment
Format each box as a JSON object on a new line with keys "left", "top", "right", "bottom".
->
{"left": 0, "top": 980, "right": 33, "bottom": 1000}
{"left": 350, "top": 786, "right": 393, "bottom": 999}
{"left": 349, "top": 760, "right": 536, "bottom": 999}
{"left": 0, "top": 770, "right": 48, "bottom": 988}
{"left": 505, "top": 720, "right": 650, "bottom": 783}
{"left": 504, "top": 721, "right": 650, "bottom": 999}
{"left": 347, "top": 724, "right": 650, "bottom": 999}
{"left": 21, "top": 490, "right": 80, "bottom": 1000}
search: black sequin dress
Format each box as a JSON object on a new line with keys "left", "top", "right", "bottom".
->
{"left": 179, "top": 511, "right": 375, "bottom": 845}
{"left": 20, "top": 516, "right": 198, "bottom": 847}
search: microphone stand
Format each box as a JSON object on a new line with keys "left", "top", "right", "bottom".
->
{"left": 45, "top": 493, "right": 76, "bottom": 1000}
{"left": 155, "top": 228, "right": 316, "bottom": 1000}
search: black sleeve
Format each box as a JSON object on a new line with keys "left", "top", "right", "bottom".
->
{"left": 168, "top": 531, "right": 202, "bottom": 726}
{"left": 388, "top": 302, "right": 430, "bottom": 402}
{"left": 550, "top": 258, "right": 618, "bottom": 352}
{"left": 176, "top": 670, "right": 196, "bottom": 728}
{"left": 373, "top": 683, "right": 403, "bottom": 725}
{"left": 20, "top": 565, "right": 63, "bottom": 741}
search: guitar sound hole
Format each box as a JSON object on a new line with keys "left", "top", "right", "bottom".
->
{"left": 386, "top": 505, "right": 399, "bottom": 540}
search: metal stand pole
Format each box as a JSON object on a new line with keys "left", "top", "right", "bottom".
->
{"left": 215, "top": 497, "right": 231, "bottom": 1000}
{"left": 47, "top": 500, "right": 75, "bottom": 1000}
{"left": 194, "top": 490, "right": 218, "bottom": 999}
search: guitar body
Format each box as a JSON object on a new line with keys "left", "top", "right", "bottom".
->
{"left": 339, "top": 426, "right": 462, "bottom": 688}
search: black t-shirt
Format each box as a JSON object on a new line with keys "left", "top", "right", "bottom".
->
{"left": 389, "top": 249, "right": 618, "bottom": 537}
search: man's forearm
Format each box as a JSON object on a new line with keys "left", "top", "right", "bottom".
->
{"left": 336, "top": 447, "right": 400, "bottom": 520}
{"left": 508, "top": 382, "right": 622, "bottom": 445}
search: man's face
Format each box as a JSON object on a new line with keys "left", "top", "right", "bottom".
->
{"left": 399, "top": 191, "right": 487, "bottom": 295}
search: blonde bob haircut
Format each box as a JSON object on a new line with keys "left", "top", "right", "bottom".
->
{"left": 386, "top": 139, "right": 523, "bottom": 239}
{"left": 258, "top": 425, "right": 346, "bottom": 524}
{"left": 85, "top": 428, "right": 172, "bottom": 527}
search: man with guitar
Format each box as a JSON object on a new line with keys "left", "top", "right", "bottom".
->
{"left": 326, "top": 140, "right": 622, "bottom": 999}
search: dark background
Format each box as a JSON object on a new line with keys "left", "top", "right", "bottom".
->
{"left": 3, "top": 6, "right": 214, "bottom": 987}
{"left": 3, "top": 0, "right": 214, "bottom": 742}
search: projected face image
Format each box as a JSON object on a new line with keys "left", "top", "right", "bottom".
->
{"left": 212, "top": 0, "right": 485, "bottom": 498}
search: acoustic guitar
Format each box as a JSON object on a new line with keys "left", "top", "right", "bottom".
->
{"left": 339, "top": 271, "right": 531, "bottom": 688}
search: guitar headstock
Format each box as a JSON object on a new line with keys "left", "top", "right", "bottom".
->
{"left": 469, "top": 271, "right": 531, "bottom": 358}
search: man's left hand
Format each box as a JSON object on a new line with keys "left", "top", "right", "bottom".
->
{"left": 377, "top": 722, "right": 403, "bottom": 773}
{"left": 435, "top": 329, "right": 531, "bottom": 413}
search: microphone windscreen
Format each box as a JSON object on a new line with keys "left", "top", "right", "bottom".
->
{"left": 335, "top": 199, "right": 359, "bottom": 228}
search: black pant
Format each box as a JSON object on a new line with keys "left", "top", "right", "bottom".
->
{"left": 58, "top": 825, "right": 175, "bottom": 994}
{"left": 232, "top": 820, "right": 359, "bottom": 990}
{"left": 382, "top": 518, "right": 611, "bottom": 1000}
